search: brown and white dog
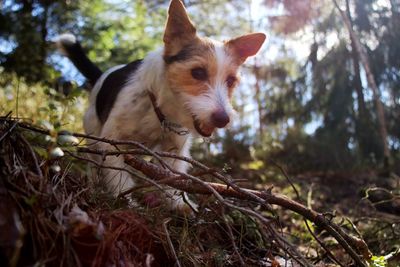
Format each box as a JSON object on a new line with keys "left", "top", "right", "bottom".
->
{"left": 57, "top": 0, "right": 265, "bottom": 210}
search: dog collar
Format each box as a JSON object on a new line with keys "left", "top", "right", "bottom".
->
{"left": 148, "top": 91, "right": 189, "bottom": 136}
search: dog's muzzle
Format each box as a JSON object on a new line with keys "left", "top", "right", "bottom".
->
{"left": 193, "top": 116, "right": 214, "bottom": 137}
{"left": 192, "top": 109, "right": 230, "bottom": 137}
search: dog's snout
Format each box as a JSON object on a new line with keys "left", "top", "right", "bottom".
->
{"left": 211, "top": 110, "right": 230, "bottom": 128}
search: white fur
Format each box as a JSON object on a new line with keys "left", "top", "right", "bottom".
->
{"left": 181, "top": 41, "right": 236, "bottom": 127}
{"left": 85, "top": 48, "right": 195, "bottom": 209}
{"left": 56, "top": 33, "right": 77, "bottom": 56}
{"left": 213, "top": 42, "right": 237, "bottom": 124}
{"left": 85, "top": 44, "right": 238, "bottom": 210}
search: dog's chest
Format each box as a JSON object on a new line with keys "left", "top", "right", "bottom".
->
{"left": 134, "top": 127, "right": 190, "bottom": 155}
{"left": 136, "top": 119, "right": 190, "bottom": 154}
{"left": 109, "top": 96, "right": 189, "bottom": 153}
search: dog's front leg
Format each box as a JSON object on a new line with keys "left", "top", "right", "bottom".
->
{"left": 98, "top": 142, "right": 136, "bottom": 195}
{"left": 161, "top": 135, "right": 198, "bottom": 213}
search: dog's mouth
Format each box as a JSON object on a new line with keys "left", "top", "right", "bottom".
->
{"left": 193, "top": 116, "right": 215, "bottom": 137}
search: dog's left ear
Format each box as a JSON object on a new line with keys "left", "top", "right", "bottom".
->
{"left": 226, "top": 33, "right": 266, "bottom": 63}
{"left": 163, "top": 0, "right": 197, "bottom": 56}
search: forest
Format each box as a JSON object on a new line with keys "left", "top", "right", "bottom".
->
{"left": 0, "top": 0, "right": 399, "bottom": 266}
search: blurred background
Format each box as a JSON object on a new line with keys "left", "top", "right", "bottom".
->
{"left": 1, "top": 0, "right": 399, "bottom": 183}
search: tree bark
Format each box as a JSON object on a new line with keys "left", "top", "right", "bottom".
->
{"left": 253, "top": 65, "right": 264, "bottom": 138}
{"left": 333, "top": 0, "right": 391, "bottom": 167}
{"left": 345, "top": 0, "right": 374, "bottom": 158}
{"left": 39, "top": 3, "right": 49, "bottom": 69}
{"left": 345, "top": 0, "right": 367, "bottom": 118}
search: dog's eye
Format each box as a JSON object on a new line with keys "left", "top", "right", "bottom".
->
{"left": 191, "top": 67, "right": 208, "bottom": 81}
{"left": 226, "top": 75, "right": 237, "bottom": 88}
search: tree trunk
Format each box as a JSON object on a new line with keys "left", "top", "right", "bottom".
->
{"left": 39, "top": 3, "right": 49, "bottom": 68}
{"left": 345, "top": 0, "right": 374, "bottom": 158}
{"left": 333, "top": 0, "right": 391, "bottom": 167}
{"left": 389, "top": 0, "right": 400, "bottom": 109}
{"left": 253, "top": 65, "right": 264, "bottom": 138}
{"left": 345, "top": 0, "right": 367, "bottom": 118}
{"left": 248, "top": 0, "right": 264, "bottom": 139}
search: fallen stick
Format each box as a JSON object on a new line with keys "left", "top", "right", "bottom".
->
{"left": 125, "top": 154, "right": 369, "bottom": 267}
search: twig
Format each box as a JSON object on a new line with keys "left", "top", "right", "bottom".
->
{"left": 124, "top": 155, "right": 367, "bottom": 267}
{"left": 270, "top": 160, "right": 345, "bottom": 267}
{"left": 222, "top": 208, "right": 246, "bottom": 266}
{"left": 124, "top": 155, "right": 312, "bottom": 267}
{"left": 162, "top": 218, "right": 182, "bottom": 267}
{"left": 18, "top": 133, "right": 44, "bottom": 181}
{"left": 0, "top": 120, "right": 18, "bottom": 142}
{"left": 13, "top": 120, "right": 272, "bottom": 212}
{"left": 66, "top": 152, "right": 174, "bottom": 199}
{"left": 0, "top": 118, "right": 369, "bottom": 266}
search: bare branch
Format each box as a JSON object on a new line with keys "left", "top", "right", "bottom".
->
{"left": 124, "top": 155, "right": 367, "bottom": 267}
{"left": 0, "top": 117, "right": 370, "bottom": 266}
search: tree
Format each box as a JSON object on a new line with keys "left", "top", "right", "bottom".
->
{"left": 1, "top": 0, "right": 80, "bottom": 83}
{"left": 333, "top": 0, "right": 391, "bottom": 167}
{"left": 259, "top": 0, "right": 399, "bottom": 170}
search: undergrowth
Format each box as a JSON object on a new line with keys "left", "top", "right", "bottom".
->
{"left": 1, "top": 116, "right": 399, "bottom": 266}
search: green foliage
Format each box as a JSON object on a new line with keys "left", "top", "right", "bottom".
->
{"left": 369, "top": 249, "right": 400, "bottom": 267}
{"left": 77, "top": 1, "right": 165, "bottom": 69}
{"left": 0, "top": 73, "right": 87, "bottom": 132}
{"left": 0, "top": 0, "right": 165, "bottom": 82}
{"left": 370, "top": 255, "right": 387, "bottom": 267}
{"left": 1, "top": 0, "right": 80, "bottom": 83}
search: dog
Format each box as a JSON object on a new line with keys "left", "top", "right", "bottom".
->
{"left": 57, "top": 0, "right": 266, "bottom": 211}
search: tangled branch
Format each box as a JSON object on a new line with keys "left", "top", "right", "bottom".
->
{"left": 1, "top": 116, "right": 372, "bottom": 266}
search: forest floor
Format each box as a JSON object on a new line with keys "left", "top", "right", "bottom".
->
{"left": 1, "top": 117, "right": 399, "bottom": 267}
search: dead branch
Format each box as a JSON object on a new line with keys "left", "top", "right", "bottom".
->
{"left": 270, "top": 159, "right": 345, "bottom": 267}
{"left": 162, "top": 218, "right": 182, "bottom": 267}
{"left": 0, "top": 117, "right": 370, "bottom": 266}
{"left": 124, "top": 155, "right": 367, "bottom": 267}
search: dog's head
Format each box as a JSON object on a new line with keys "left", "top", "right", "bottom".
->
{"left": 163, "top": 0, "right": 266, "bottom": 137}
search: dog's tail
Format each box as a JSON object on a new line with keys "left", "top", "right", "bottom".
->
{"left": 56, "top": 33, "right": 103, "bottom": 87}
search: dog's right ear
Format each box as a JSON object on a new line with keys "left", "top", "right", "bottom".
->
{"left": 163, "top": 0, "right": 197, "bottom": 56}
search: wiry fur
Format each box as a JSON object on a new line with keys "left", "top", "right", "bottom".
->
{"left": 180, "top": 42, "right": 238, "bottom": 127}
{"left": 84, "top": 49, "right": 195, "bottom": 209}
{"left": 58, "top": 0, "right": 266, "bottom": 212}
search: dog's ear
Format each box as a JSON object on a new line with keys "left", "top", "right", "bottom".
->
{"left": 163, "top": 0, "right": 197, "bottom": 55}
{"left": 226, "top": 33, "right": 266, "bottom": 63}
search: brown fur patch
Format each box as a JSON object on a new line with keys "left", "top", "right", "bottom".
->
{"left": 163, "top": 0, "right": 197, "bottom": 57}
{"left": 165, "top": 38, "right": 215, "bottom": 96}
{"left": 165, "top": 38, "right": 242, "bottom": 97}
{"left": 164, "top": 37, "right": 213, "bottom": 64}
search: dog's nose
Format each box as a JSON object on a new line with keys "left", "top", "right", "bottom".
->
{"left": 211, "top": 110, "right": 230, "bottom": 128}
